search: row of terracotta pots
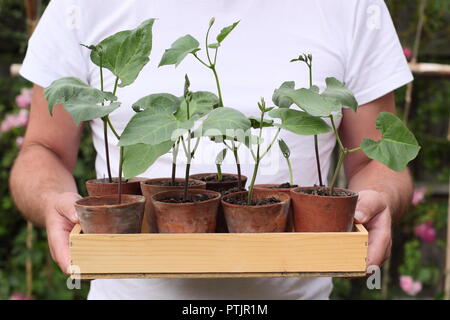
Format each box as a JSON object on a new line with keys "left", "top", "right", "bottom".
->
{"left": 75, "top": 174, "right": 358, "bottom": 234}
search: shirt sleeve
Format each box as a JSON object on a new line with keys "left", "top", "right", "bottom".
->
{"left": 20, "top": 0, "right": 89, "bottom": 88}
{"left": 344, "top": 0, "right": 413, "bottom": 106}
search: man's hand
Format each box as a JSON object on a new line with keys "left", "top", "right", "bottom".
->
{"left": 354, "top": 190, "right": 392, "bottom": 267}
{"left": 45, "top": 192, "right": 81, "bottom": 273}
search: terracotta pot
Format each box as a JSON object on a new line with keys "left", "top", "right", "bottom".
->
{"left": 190, "top": 173, "right": 247, "bottom": 233}
{"left": 221, "top": 190, "right": 290, "bottom": 233}
{"left": 189, "top": 173, "right": 247, "bottom": 192}
{"left": 151, "top": 189, "right": 221, "bottom": 233}
{"left": 254, "top": 184, "right": 295, "bottom": 232}
{"left": 290, "top": 186, "right": 358, "bottom": 232}
{"left": 140, "top": 178, "right": 206, "bottom": 233}
{"left": 74, "top": 194, "right": 145, "bottom": 234}
{"left": 85, "top": 177, "right": 146, "bottom": 196}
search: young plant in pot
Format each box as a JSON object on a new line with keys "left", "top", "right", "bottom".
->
{"left": 272, "top": 73, "right": 421, "bottom": 232}
{"left": 221, "top": 98, "right": 293, "bottom": 233}
{"left": 44, "top": 19, "right": 157, "bottom": 233}
{"left": 159, "top": 17, "right": 247, "bottom": 192}
{"left": 119, "top": 74, "right": 251, "bottom": 233}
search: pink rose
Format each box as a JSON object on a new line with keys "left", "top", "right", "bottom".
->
{"left": 399, "top": 275, "right": 422, "bottom": 296}
{"left": 9, "top": 292, "right": 32, "bottom": 300}
{"left": 15, "top": 88, "right": 33, "bottom": 108}
{"left": 414, "top": 221, "right": 436, "bottom": 243}
{"left": 0, "top": 110, "right": 29, "bottom": 133}
{"left": 411, "top": 187, "right": 426, "bottom": 206}
{"left": 403, "top": 47, "right": 413, "bottom": 61}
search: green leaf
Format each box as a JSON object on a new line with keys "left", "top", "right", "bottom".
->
{"left": 285, "top": 87, "right": 341, "bottom": 117}
{"left": 216, "top": 21, "right": 240, "bottom": 43}
{"left": 123, "top": 141, "right": 173, "bottom": 179}
{"left": 215, "top": 148, "right": 227, "bottom": 165}
{"left": 278, "top": 139, "right": 290, "bottom": 158}
{"left": 269, "top": 108, "right": 331, "bottom": 135}
{"left": 249, "top": 116, "right": 274, "bottom": 129}
{"left": 272, "top": 81, "right": 295, "bottom": 108}
{"left": 158, "top": 35, "right": 200, "bottom": 67}
{"left": 118, "top": 110, "right": 193, "bottom": 146}
{"left": 89, "top": 19, "right": 155, "bottom": 87}
{"left": 175, "top": 91, "right": 219, "bottom": 121}
{"left": 44, "top": 77, "right": 118, "bottom": 124}
{"left": 202, "top": 107, "right": 251, "bottom": 138}
{"left": 360, "top": 112, "right": 420, "bottom": 171}
{"left": 64, "top": 102, "right": 120, "bottom": 125}
{"left": 132, "top": 93, "right": 180, "bottom": 114}
{"left": 321, "top": 77, "right": 358, "bottom": 111}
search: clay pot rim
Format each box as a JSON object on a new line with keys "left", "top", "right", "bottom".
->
{"left": 221, "top": 190, "right": 290, "bottom": 208}
{"left": 151, "top": 189, "right": 221, "bottom": 206}
{"left": 291, "top": 186, "right": 358, "bottom": 199}
{"left": 85, "top": 177, "right": 146, "bottom": 185}
{"left": 254, "top": 183, "right": 297, "bottom": 192}
{"left": 75, "top": 194, "right": 145, "bottom": 209}
{"left": 189, "top": 172, "right": 248, "bottom": 182}
{"left": 141, "top": 177, "right": 206, "bottom": 187}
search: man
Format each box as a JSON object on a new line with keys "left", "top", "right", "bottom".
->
{"left": 10, "top": 0, "right": 413, "bottom": 299}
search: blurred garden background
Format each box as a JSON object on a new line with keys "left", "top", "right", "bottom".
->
{"left": 0, "top": 0, "right": 449, "bottom": 300}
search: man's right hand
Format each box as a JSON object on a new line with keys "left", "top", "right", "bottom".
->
{"left": 45, "top": 192, "right": 82, "bottom": 273}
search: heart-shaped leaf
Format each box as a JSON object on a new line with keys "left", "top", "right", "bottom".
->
{"left": 175, "top": 91, "right": 219, "bottom": 121}
{"left": 216, "top": 21, "right": 240, "bottom": 43}
{"left": 89, "top": 19, "right": 155, "bottom": 87}
{"left": 202, "top": 107, "right": 251, "bottom": 138}
{"left": 285, "top": 87, "right": 341, "bottom": 117}
{"left": 132, "top": 93, "right": 180, "bottom": 114}
{"left": 272, "top": 81, "right": 295, "bottom": 108}
{"left": 158, "top": 35, "right": 200, "bottom": 67}
{"left": 361, "top": 112, "right": 420, "bottom": 171}
{"left": 321, "top": 77, "right": 358, "bottom": 111}
{"left": 44, "top": 77, "right": 118, "bottom": 124}
{"left": 269, "top": 108, "right": 331, "bottom": 135}
{"left": 118, "top": 110, "right": 193, "bottom": 146}
{"left": 123, "top": 141, "right": 173, "bottom": 179}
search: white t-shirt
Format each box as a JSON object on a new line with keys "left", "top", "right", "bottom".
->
{"left": 21, "top": 0, "right": 412, "bottom": 300}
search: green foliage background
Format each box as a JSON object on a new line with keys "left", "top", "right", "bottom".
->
{"left": 0, "top": 0, "right": 448, "bottom": 299}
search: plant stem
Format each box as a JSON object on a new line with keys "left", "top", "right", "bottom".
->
{"left": 231, "top": 140, "right": 242, "bottom": 190}
{"left": 314, "top": 135, "right": 323, "bottom": 186}
{"left": 216, "top": 164, "right": 223, "bottom": 181}
{"left": 171, "top": 140, "right": 179, "bottom": 186}
{"left": 286, "top": 157, "right": 293, "bottom": 186}
{"left": 247, "top": 159, "right": 259, "bottom": 204}
{"left": 118, "top": 146, "right": 124, "bottom": 204}
{"left": 330, "top": 114, "right": 344, "bottom": 151}
{"left": 247, "top": 109, "right": 265, "bottom": 205}
{"left": 211, "top": 66, "right": 223, "bottom": 107}
{"left": 102, "top": 119, "right": 113, "bottom": 182}
{"left": 330, "top": 150, "right": 345, "bottom": 195}
{"left": 304, "top": 57, "right": 323, "bottom": 187}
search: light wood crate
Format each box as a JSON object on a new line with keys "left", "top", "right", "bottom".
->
{"left": 69, "top": 224, "right": 368, "bottom": 280}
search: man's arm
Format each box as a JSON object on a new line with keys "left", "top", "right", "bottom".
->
{"left": 340, "top": 92, "right": 413, "bottom": 267}
{"left": 9, "top": 84, "right": 83, "bottom": 272}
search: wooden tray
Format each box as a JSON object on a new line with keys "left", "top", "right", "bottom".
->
{"left": 69, "top": 224, "right": 368, "bottom": 280}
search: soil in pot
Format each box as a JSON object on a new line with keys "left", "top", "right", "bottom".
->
{"left": 221, "top": 190, "right": 290, "bottom": 233}
{"left": 254, "top": 184, "right": 297, "bottom": 232}
{"left": 85, "top": 177, "right": 146, "bottom": 196}
{"left": 290, "top": 186, "right": 358, "bottom": 232}
{"left": 74, "top": 194, "right": 145, "bottom": 234}
{"left": 189, "top": 173, "right": 248, "bottom": 193}
{"left": 151, "top": 189, "right": 221, "bottom": 233}
{"left": 140, "top": 178, "right": 206, "bottom": 233}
